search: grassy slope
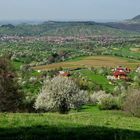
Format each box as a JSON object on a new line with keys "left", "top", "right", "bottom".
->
{"left": 0, "top": 106, "right": 140, "bottom": 140}
{"left": 79, "top": 69, "right": 114, "bottom": 92}
{"left": 110, "top": 47, "right": 140, "bottom": 60}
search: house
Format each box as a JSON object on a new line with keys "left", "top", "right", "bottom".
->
{"left": 59, "top": 71, "right": 70, "bottom": 77}
{"left": 113, "top": 70, "right": 127, "bottom": 79}
{"left": 112, "top": 66, "right": 130, "bottom": 80}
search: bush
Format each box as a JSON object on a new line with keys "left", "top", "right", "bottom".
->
{"left": 113, "top": 85, "right": 127, "bottom": 95}
{"left": 97, "top": 67, "right": 109, "bottom": 76}
{"left": 123, "top": 89, "right": 140, "bottom": 117}
{"left": 133, "top": 74, "right": 140, "bottom": 87}
{"left": 98, "top": 96, "right": 120, "bottom": 110}
{"left": 89, "top": 91, "right": 111, "bottom": 105}
{"left": 35, "top": 76, "right": 85, "bottom": 113}
{"left": 23, "top": 92, "right": 36, "bottom": 112}
{"left": 89, "top": 91, "right": 121, "bottom": 110}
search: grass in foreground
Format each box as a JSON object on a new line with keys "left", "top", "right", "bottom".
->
{"left": 0, "top": 106, "right": 140, "bottom": 140}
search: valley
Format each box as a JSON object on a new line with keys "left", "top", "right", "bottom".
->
{"left": 0, "top": 15, "right": 140, "bottom": 140}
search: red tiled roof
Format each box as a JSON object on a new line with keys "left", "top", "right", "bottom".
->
{"left": 117, "top": 68, "right": 125, "bottom": 71}
{"left": 113, "top": 71, "right": 127, "bottom": 76}
{"left": 59, "top": 71, "right": 70, "bottom": 77}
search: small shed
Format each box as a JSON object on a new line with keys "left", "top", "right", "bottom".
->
{"left": 59, "top": 71, "right": 70, "bottom": 77}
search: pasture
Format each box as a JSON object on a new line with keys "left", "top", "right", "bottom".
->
{"left": 78, "top": 69, "right": 114, "bottom": 92}
{"left": 0, "top": 106, "right": 140, "bottom": 140}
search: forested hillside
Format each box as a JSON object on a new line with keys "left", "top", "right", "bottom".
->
{"left": 0, "top": 21, "right": 139, "bottom": 36}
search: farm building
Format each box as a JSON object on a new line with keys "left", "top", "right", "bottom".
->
{"left": 112, "top": 66, "right": 130, "bottom": 80}
{"left": 59, "top": 71, "right": 70, "bottom": 77}
{"left": 113, "top": 70, "right": 127, "bottom": 79}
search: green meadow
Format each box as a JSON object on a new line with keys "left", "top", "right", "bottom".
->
{"left": 0, "top": 106, "right": 140, "bottom": 140}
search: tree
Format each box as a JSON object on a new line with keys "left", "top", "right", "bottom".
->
{"left": 0, "top": 57, "right": 22, "bottom": 112}
{"left": 20, "top": 64, "right": 31, "bottom": 79}
{"left": 123, "top": 88, "right": 140, "bottom": 117}
{"left": 35, "top": 76, "right": 85, "bottom": 113}
{"left": 133, "top": 73, "right": 140, "bottom": 87}
{"left": 47, "top": 55, "right": 55, "bottom": 64}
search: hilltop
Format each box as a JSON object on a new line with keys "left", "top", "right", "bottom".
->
{"left": 103, "top": 15, "right": 140, "bottom": 32}
{"left": 0, "top": 15, "right": 140, "bottom": 37}
{"left": 132, "top": 15, "right": 140, "bottom": 22}
{"left": 0, "top": 21, "right": 139, "bottom": 37}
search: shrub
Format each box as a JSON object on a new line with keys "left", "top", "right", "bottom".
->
{"left": 123, "top": 89, "right": 140, "bottom": 117}
{"left": 23, "top": 92, "right": 37, "bottom": 113}
{"left": 20, "top": 65, "right": 31, "bottom": 79}
{"left": 74, "top": 78, "right": 97, "bottom": 91}
{"left": 136, "top": 67, "right": 140, "bottom": 73}
{"left": 89, "top": 91, "right": 111, "bottom": 104}
{"left": 98, "top": 96, "right": 120, "bottom": 110}
{"left": 113, "top": 86, "right": 124, "bottom": 95}
{"left": 35, "top": 76, "right": 85, "bottom": 113}
{"left": 74, "top": 78, "right": 89, "bottom": 90}
{"left": 97, "top": 67, "right": 109, "bottom": 76}
{"left": 133, "top": 74, "right": 140, "bottom": 87}
{"left": 89, "top": 91, "right": 121, "bottom": 110}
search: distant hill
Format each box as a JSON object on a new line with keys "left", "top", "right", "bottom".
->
{"left": 1, "top": 24, "right": 15, "bottom": 29}
{"left": 103, "top": 15, "right": 140, "bottom": 32}
{"left": 132, "top": 15, "right": 140, "bottom": 22}
{"left": 102, "top": 22, "right": 140, "bottom": 32}
{"left": 0, "top": 21, "right": 139, "bottom": 37}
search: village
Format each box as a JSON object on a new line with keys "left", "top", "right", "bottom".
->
{"left": 59, "top": 66, "right": 131, "bottom": 79}
{"left": 33, "top": 65, "right": 135, "bottom": 95}
{"left": 0, "top": 33, "right": 126, "bottom": 45}
{"left": 0, "top": 1, "right": 140, "bottom": 138}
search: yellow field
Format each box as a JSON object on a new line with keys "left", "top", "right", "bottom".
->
{"left": 33, "top": 56, "right": 140, "bottom": 71}
{"left": 130, "top": 48, "right": 140, "bottom": 52}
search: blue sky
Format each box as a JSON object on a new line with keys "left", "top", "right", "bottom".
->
{"left": 0, "top": 0, "right": 140, "bottom": 21}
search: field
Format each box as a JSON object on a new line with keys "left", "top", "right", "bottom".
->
{"left": 78, "top": 69, "right": 114, "bottom": 92}
{"left": 33, "top": 56, "right": 140, "bottom": 71}
{"left": 130, "top": 48, "right": 140, "bottom": 52}
{"left": 109, "top": 46, "right": 140, "bottom": 60}
{"left": 0, "top": 106, "right": 140, "bottom": 140}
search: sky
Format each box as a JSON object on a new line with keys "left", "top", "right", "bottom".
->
{"left": 0, "top": 0, "right": 140, "bottom": 21}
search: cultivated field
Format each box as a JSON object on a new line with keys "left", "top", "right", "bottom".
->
{"left": 130, "top": 48, "right": 140, "bottom": 52}
{"left": 33, "top": 56, "right": 140, "bottom": 71}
